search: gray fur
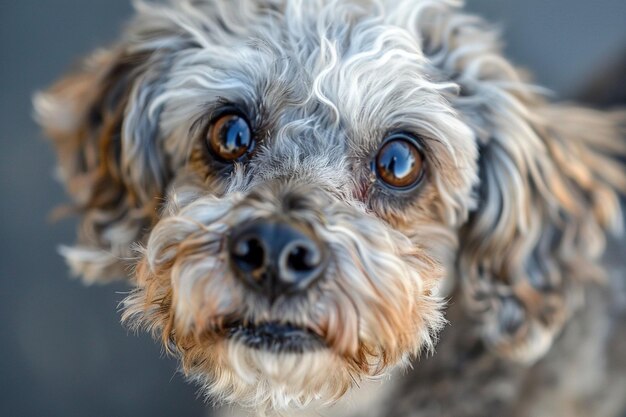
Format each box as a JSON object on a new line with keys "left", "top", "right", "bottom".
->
{"left": 35, "top": 0, "right": 626, "bottom": 415}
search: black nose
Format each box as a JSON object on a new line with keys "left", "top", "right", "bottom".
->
{"left": 229, "top": 219, "right": 327, "bottom": 299}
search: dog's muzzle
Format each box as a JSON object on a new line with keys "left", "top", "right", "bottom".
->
{"left": 228, "top": 218, "right": 328, "bottom": 300}
{"left": 226, "top": 218, "right": 329, "bottom": 351}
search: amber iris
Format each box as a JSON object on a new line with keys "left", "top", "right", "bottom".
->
{"left": 375, "top": 136, "right": 424, "bottom": 189}
{"left": 207, "top": 113, "right": 253, "bottom": 161}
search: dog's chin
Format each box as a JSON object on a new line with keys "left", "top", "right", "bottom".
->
{"left": 224, "top": 321, "right": 326, "bottom": 353}
{"left": 195, "top": 328, "right": 356, "bottom": 411}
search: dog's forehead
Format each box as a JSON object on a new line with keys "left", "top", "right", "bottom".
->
{"left": 242, "top": 2, "right": 438, "bottom": 139}
{"left": 157, "top": 0, "right": 455, "bottom": 159}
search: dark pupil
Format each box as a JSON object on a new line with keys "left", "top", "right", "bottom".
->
{"left": 378, "top": 140, "right": 417, "bottom": 183}
{"left": 219, "top": 117, "right": 251, "bottom": 154}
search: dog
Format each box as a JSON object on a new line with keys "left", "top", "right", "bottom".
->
{"left": 34, "top": 0, "right": 626, "bottom": 415}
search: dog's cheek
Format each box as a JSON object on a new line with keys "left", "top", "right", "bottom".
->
{"left": 321, "top": 221, "right": 447, "bottom": 366}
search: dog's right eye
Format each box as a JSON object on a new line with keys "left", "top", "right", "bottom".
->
{"left": 206, "top": 112, "right": 254, "bottom": 162}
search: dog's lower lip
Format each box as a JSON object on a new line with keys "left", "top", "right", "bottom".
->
{"left": 225, "top": 321, "right": 325, "bottom": 352}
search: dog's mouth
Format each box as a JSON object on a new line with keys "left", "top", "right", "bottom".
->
{"left": 224, "top": 321, "right": 326, "bottom": 353}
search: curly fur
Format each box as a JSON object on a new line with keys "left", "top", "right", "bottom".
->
{"left": 35, "top": 0, "right": 626, "bottom": 415}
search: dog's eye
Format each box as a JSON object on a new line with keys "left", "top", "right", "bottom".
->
{"left": 374, "top": 134, "right": 425, "bottom": 190}
{"left": 206, "top": 112, "right": 254, "bottom": 161}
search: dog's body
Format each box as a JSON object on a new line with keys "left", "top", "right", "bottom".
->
{"left": 364, "top": 277, "right": 626, "bottom": 417}
{"left": 35, "top": 1, "right": 626, "bottom": 415}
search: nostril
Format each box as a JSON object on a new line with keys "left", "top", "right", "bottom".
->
{"left": 286, "top": 243, "right": 321, "bottom": 272}
{"left": 233, "top": 236, "right": 266, "bottom": 272}
{"left": 279, "top": 239, "right": 325, "bottom": 288}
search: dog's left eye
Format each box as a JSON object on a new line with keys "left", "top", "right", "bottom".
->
{"left": 206, "top": 112, "right": 254, "bottom": 161}
{"left": 373, "top": 133, "right": 425, "bottom": 190}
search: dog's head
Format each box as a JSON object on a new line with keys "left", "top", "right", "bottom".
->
{"left": 35, "top": 0, "right": 625, "bottom": 411}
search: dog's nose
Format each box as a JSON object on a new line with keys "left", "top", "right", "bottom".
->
{"left": 229, "top": 219, "right": 327, "bottom": 298}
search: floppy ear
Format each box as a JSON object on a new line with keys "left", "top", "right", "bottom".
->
{"left": 35, "top": 1, "right": 254, "bottom": 284}
{"left": 459, "top": 102, "right": 625, "bottom": 363}
{"left": 410, "top": 5, "right": 626, "bottom": 362}
{"left": 34, "top": 45, "right": 172, "bottom": 283}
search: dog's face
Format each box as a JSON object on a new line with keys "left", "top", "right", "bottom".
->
{"left": 36, "top": 0, "right": 625, "bottom": 411}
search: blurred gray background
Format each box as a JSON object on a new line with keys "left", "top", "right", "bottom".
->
{"left": 1, "top": 1, "right": 624, "bottom": 416}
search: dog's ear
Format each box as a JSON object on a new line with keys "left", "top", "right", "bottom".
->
{"left": 459, "top": 102, "right": 626, "bottom": 363}
{"left": 411, "top": 6, "right": 626, "bottom": 362}
{"left": 34, "top": 46, "right": 172, "bottom": 283}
